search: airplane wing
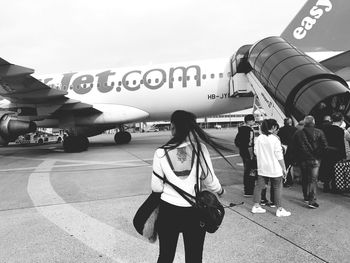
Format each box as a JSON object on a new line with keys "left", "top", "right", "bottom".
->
{"left": 0, "top": 57, "right": 68, "bottom": 103}
{"left": 0, "top": 57, "right": 92, "bottom": 119}
{"left": 0, "top": 57, "right": 149, "bottom": 123}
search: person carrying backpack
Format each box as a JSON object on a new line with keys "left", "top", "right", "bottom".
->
{"left": 151, "top": 110, "right": 231, "bottom": 263}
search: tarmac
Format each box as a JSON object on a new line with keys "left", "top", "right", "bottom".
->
{"left": 0, "top": 128, "right": 349, "bottom": 263}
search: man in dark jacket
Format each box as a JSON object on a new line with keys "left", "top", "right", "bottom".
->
{"left": 292, "top": 115, "right": 327, "bottom": 208}
{"left": 235, "top": 114, "right": 256, "bottom": 196}
{"left": 278, "top": 118, "right": 297, "bottom": 187}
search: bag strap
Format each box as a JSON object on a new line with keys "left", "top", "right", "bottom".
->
{"left": 153, "top": 171, "right": 196, "bottom": 206}
{"left": 164, "top": 150, "right": 175, "bottom": 170}
{"left": 302, "top": 129, "right": 317, "bottom": 156}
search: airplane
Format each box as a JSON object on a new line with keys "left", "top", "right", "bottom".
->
{"left": 0, "top": 58, "right": 254, "bottom": 152}
{"left": 0, "top": 0, "right": 349, "bottom": 153}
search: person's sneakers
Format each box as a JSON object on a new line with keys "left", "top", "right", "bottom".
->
{"left": 267, "top": 202, "right": 276, "bottom": 208}
{"left": 260, "top": 199, "right": 269, "bottom": 206}
{"left": 308, "top": 202, "right": 319, "bottom": 209}
{"left": 252, "top": 206, "right": 266, "bottom": 214}
{"left": 276, "top": 208, "right": 291, "bottom": 217}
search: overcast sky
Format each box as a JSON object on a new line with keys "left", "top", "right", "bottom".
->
{"left": 0, "top": 0, "right": 305, "bottom": 74}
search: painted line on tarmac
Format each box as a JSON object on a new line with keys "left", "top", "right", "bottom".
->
{"left": 27, "top": 159, "right": 185, "bottom": 263}
{"left": 0, "top": 161, "right": 148, "bottom": 173}
{"left": 225, "top": 206, "right": 330, "bottom": 263}
{"left": 0, "top": 154, "right": 240, "bottom": 173}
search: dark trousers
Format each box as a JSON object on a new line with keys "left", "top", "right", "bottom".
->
{"left": 320, "top": 158, "right": 337, "bottom": 191}
{"left": 157, "top": 201, "right": 206, "bottom": 263}
{"left": 300, "top": 160, "right": 320, "bottom": 202}
{"left": 242, "top": 158, "right": 256, "bottom": 195}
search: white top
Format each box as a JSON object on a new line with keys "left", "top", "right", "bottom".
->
{"left": 254, "top": 134, "right": 284, "bottom": 177}
{"left": 151, "top": 142, "right": 222, "bottom": 207}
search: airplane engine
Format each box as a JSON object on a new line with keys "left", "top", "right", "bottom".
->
{"left": 247, "top": 36, "right": 350, "bottom": 121}
{"left": 0, "top": 114, "right": 36, "bottom": 144}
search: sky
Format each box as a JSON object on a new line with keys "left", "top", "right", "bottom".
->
{"left": 0, "top": 0, "right": 306, "bottom": 74}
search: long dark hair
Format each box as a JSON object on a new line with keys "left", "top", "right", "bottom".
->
{"left": 160, "top": 110, "right": 233, "bottom": 181}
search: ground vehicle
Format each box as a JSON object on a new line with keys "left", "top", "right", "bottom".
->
{"left": 15, "top": 131, "right": 63, "bottom": 145}
{"left": 142, "top": 125, "right": 160, "bottom": 132}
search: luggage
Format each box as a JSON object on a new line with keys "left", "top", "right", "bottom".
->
{"left": 334, "top": 160, "right": 350, "bottom": 191}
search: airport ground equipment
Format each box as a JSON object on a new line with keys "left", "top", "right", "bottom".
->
{"left": 230, "top": 37, "right": 350, "bottom": 125}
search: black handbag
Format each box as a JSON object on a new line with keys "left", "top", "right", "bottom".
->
{"left": 133, "top": 191, "right": 161, "bottom": 243}
{"left": 153, "top": 171, "right": 225, "bottom": 234}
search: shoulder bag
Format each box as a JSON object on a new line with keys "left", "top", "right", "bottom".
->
{"left": 153, "top": 171, "right": 225, "bottom": 234}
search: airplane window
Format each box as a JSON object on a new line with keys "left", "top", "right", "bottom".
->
{"left": 104, "top": 82, "right": 107, "bottom": 86}
{"left": 187, "top": 76, "right": 190, "bottom": 80}
{"left": 70, "top": 85, "right": 73, "bottom": 90}
{"left": 140, "top": 80, "right": 144, "bottom": 84}
{"left": 194, "top": 75, "right": 198, "bottom": 80}
{"left": 90, "top": 83, "right": 93, "bottom": 88}
{"left": 202, "top": 74, "right": 206, "bottom": 79}
{"left": 133, "top": 80, "right": 137, "bottom": 85}
{"left": 227, "top": 72, "right": 231, "bottom": 77}
{"left": 97, "top": 83, "right": 100, "bottom": 88}
{"left": 155, "top": 78, "right": 159, "bottom": 83}
{"left": 219, "top": 73, "right": 223, "bottom": 78}
{"left": 118, "top": 81, "right": 122, "bottom": 86}
{"left": 111, "top": 82, "right": 115, "bottom": 86}
{"left": 63, "top": 85, "right": 67, "bottom": 90}
{"left": 126, "top": 81, "right": 129, "bottom": 85}
{"left": 83, "top": 84, "right": 87, "bottom": 89}
{"left": 148, "top": 79, "right": 151, "bottom": 83}
{"left": 178, "top": 77, "right": 182, "bottom": 81}
{"left": 171, "top": 78, "right": 174, "bottom": 82}
{"left": 211, "top": 74, "right": 215, "bottom": 79}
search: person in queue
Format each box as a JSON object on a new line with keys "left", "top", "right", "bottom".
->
{"left": 251, "top": 118, "right": 291, "bottom": 217}
{"left": 151, "top": 110, "right": 230, "bottom": 263}
{"left": 320, "top": 112, "right": 350, "bottom": 192}
{"left": 235, "top": 114, "right": 256, "bottom": 196}
{"left": 277, "top": 117, "right": 297, "bottom": 187}
{"left": 292, "top": 116, "right": 327, "bottom": 208}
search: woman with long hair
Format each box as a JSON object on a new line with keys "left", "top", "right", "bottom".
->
{"left": 151, "top": 110, "right": 231, "bottom": 263}
{"left": 251, "top": 118, "right": 291, "bottom": 217}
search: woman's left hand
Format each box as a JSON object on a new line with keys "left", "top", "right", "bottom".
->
{"left": 218, "top": 188, "right": 225, "bottom": 197}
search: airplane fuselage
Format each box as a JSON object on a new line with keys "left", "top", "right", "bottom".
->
{"left": 35, "top": 58, "right": 252, "bottom": 123}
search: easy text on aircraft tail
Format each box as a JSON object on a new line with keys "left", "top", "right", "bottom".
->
{"left": 281, "top": 0, "right": 350, "bottom": 52}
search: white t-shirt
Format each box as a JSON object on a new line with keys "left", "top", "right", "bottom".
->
{"left": 151, "top": 142, "right": 222, "bottom": 207}
{"left": 254, "top": 134, "right": 284, "bottom": 177}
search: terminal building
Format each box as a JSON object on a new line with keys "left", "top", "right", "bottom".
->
{"left": 141, "top": 107, "right": 266, "bottom": 131}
